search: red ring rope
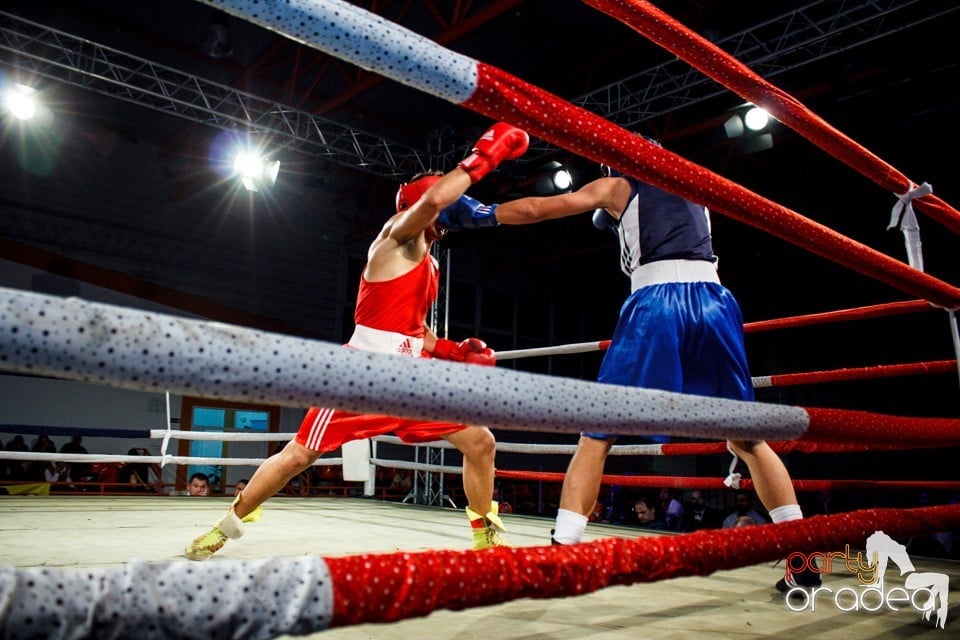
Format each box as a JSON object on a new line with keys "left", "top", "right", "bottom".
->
{"left": 325, "top": 504, "right": 960, "bottom": 627}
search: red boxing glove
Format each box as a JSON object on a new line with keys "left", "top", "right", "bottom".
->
{"left": 431, "top": 338, "right": 461, "bottom": 361}
{"left": 458, "top": 337, "right": 497, "bottom": 367}
{"left": 432, "top": 338, "right": 496, "bottom": 366}
{"left": 458, "top": 122, "right": 529, "bottom": 184}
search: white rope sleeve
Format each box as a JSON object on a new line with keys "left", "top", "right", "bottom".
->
{"left": 0, "top": 557, "right": 334, "bottom": 640}
{"left": 200, "top": 0, "right": 477, "bottom": 103}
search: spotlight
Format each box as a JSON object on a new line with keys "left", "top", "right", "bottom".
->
{"left": 523, "top": 160, "right": 574, "bottom": 196}
{"left": 4, "top": 84, "right": 37, "bottom": 120}
{"left": 233, "top": 151, "right": 280, "bottom": 192}
{"left": 722, "top": 104, "right": 775, "bottom": 154}
{"left": 743, "top": 106, "right": 770, "bottom": 131}
{"left": 723, "top": 104, "right": 774, "bottom": 138}
{"left": 552, "top": 167, "right": 572, "bottom": 191}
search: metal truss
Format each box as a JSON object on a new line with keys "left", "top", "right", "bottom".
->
{"left": 402, "top": 444, "right": 457, "bottom": 508}
{"left": 2, "top": 1, "right": 957, "bottom": 176}
{"left": 0, "top": 10, "right": 446, "bottom": 179}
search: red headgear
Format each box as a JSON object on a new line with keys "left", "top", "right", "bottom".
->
{"left": 395, "top": 174, "right": 441, "bottom": 213}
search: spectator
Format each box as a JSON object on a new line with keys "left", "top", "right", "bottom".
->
{"left": 632, "top": 496, "right": 668, "bottom": 531}
{"left": 801, "top": 488, "right": 852, "bottom": 516}
{"left": 117, "top": 448, "right": 152, "bottom": 492}
{"left": 59, "top": 435, "right": 91, "bottom": 487}
{"left": 493, "top": 485, "right": 513, "bottom": 514}
{"left": 29, "top": 434, "right": 57, "bottom": 480}
{"left": 187, "top": 472, "right": 209, "bottom": 496}
{"left": 43, "top": 461, "right": 70, "bottom": 484}
{"left": 5, "top": 435, "right": 28, "bottom": 453}
{"left": 658, "top": 488, "right": 684, "bottom": 531}
{"left": 722, "top": 490, "right": 768, "bottom": 528}
{"left": 588, "top": 499, "right": 605, "bottom": 523}
{"left": 32, "top": 434, "right": 57, "bottom": 454}
{"left": 308, "top": 464, "right": 341, "bottom": 494}
{"left": 24, "top": 433, "right": 57, "bottom": 482}
{"left": 4, "top": 435, "right": 29, "bottom": 481}
{"left": 682, "top": 490, "right": 722, "bottom": 531}
{"left": 234, "top": 479, "right": 249, "bottom": 496}
{"left": 734, "top": 515, "right": 758, "bottom": 527}
{"left": 513, "top": 482, "right": 537, "bottom": 515}
{"left": 389, "top": 468, "right": 413, "bottom": 494}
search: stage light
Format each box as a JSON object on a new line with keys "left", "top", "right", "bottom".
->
{"left": 233, "top": 151, "right": 280, "bottom": 192}
{"left": 524, "top": 160, "right": 573, "bottom": 195}
{"left": 722, "top": 104, "right": 775, "bottom": 154}
{"left": 4, "top": 84, "right": 37, "bottom": 120}
{"left": 724, "top": 104, "right": 774, "bottom": 139}
{"left": 743, "top": 106, "right": 770, "bottom": 131}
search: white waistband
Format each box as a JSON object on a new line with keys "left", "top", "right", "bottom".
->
{"left": 347, "top": 324, "right": 423, "bottom": 356}
{"left": 630, "top": 259, "right": 720, "bottom": 291}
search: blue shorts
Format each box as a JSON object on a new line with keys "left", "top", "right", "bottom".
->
{"left": 584, "top": 282, "right": 753, "bottom": 442}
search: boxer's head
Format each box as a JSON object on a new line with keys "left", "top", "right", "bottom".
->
{"left": 396, "top": 172, "right": 446, "bottom": 242}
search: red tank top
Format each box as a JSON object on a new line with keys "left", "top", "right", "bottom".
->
{"left": 354, "top": 253, "right": 438, "bottom": 337}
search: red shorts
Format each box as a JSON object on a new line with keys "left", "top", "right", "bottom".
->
{"left": 295, "top": 406, "right": 468, "bottom": 452}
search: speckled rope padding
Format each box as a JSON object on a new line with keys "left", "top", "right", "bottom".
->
{"left": 0, "top": 557, "right": 333, "bottom": 640}
{"left": 0, "top": 287, "right": 809, "bottom": 441}
{"left": 200, "top": 0, "right": 477, "bottom": 103}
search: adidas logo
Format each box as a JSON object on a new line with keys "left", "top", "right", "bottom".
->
{"left": 397, "top": 338, "right": 413, "bottom": 356}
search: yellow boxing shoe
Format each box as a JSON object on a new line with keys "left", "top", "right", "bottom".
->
{"left": 184, "top": 526, "right": 228, "bottom": 561}
{"left": 466, "top": 500, "right": 509, "bottom": 550}
{"left": 183, "top": 492, "right": 262, "bottom": 561}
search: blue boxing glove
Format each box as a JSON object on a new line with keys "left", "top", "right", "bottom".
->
{"left": 436, "top": 194, "right": 500, "bottom": 232}
{"left": 592, "top": 208, "right": 619, "bottom": 233}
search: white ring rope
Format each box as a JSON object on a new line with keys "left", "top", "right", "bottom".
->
{"left": 495, "top": 341, "right": 610, "bottom": 361}
{"left": 369, "top": 458, "right": 458, "bottom": 475}
{"left": 0, "top": 435, "right": 665, "bottom": 476}
{"left": 495, "top": 340, "right": 777, "bottom": 389}
{"left": 159, "top": 390, "right": 173, "bottom": 467}
{"left": 148, "top": 429, "right": 294, "bottom": 442}
{"left": 0, "top": 451, "right": 342, "bottom": 467}
{"left": 0, "top": 287, "right": 810, "bottom": 441}
{"left": 372, "top": 435, "right": 663, "bottom": 456}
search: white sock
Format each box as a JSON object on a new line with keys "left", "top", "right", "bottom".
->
{"left": 553, "top": 508, "right": 588, "bottom": 544}
{"left": 769, "top": 504, "right": 803, "bottom": 524}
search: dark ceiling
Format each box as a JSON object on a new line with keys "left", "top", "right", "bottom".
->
{"left": 1, "top": 0, "right": 960, "bottom": 417}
